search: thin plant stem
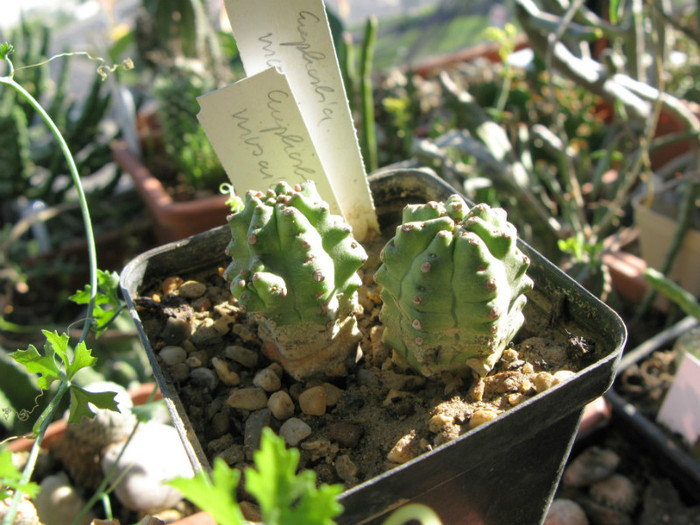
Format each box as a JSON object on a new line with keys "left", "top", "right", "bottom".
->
{"left": 1, "top": 48, "right": 100, "bottom": 525}
{"left": 0, "top": 59, "right": 98, "bottom": 342}
{"left": 3, "top": 382, "right": 69, "bottom": 525}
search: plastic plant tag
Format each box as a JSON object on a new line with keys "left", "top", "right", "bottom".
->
{"left": 223, "top": 0, "right": 378, "bottom": 240}
{"left": 657, "top": 351, "right": 700, "bottom": 446}
{"left": 197, "top": 68, "right": 342, "bottom": 216}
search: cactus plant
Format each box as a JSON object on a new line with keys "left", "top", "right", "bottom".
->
{"left": 224, "top": 181, "right": 368, "bottom": 380}
{"left": 375, "top": 195, "right": 534, "bottom": 377}
{"left": 152, "top": 63, "right": 226, "bottom": 193}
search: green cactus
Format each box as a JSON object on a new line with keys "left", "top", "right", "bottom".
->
{"left": 224, "top": 181, "right": 368, "bottom": 380}
{"left": 375, "top": 195, "right": 534, "bottom": 377}
{"left": 153, "top": 63, "right": 226, "bottom": 192}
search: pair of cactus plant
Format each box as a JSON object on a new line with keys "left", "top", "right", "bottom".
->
{"left": 224, "top": 180, "right": 533, "bottom": 380}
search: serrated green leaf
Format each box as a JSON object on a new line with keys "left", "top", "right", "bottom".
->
{"left": 246, "top": 428, "right": 343, "bottom": 525}
{"left": 0, "top": 448, "right": 40, "bottom": 499}
{"left": 167, "top": 458, "right": 245, "bottom": 525}
{"left": 67, "top": 386, "right": 119, "bottom": 425}
{"left": 65, "top": 341, "right": 97, "bottom": 379}
{"left": 69, "top": 270, "right": 123, "bottom": 336}
{"left": 246, "top": 428, "right": 302, "bottom": 524}
{"left": 286, "top": 479, "right": 344, "bottom": 525}
{"left": 10, "top": 345, "right": 62, "bottom": 390}
{"left": 43, "top": 330, "right": 70, "bottom": 363}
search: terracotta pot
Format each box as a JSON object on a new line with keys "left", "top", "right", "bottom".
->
{"left": 121, "top": 167, "right": 627, "bottom": 525}
{"left": 111, "top": 139, "right": 230, "bottom": 244}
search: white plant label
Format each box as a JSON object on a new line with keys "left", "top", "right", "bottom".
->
{"left": 197, "top": 68, "right": 341, "bottom": 216}
{"left": 223, "top": 0, "right": 378, "bottom": 240}
{"left": 657, "top": 352, "right": 700, "bottom": 446}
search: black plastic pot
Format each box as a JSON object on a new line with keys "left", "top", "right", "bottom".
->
{"left": 120, "top": 168, "right": 627, "bottom": 525}
{"left": 606, "top": 315, "right": 700, "bottom": 504}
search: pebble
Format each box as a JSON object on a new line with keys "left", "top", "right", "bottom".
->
{"left": 160, "top": 276, "right": 184, "bottom": 295}
{"left": 468, "top": 408, "right": 499, "bottom": 429}
{"left": 267, "top": 391, "right": 296, "bottom": 420}
{"left": 387, "top": 433, "right": 418, "bottom": 464}
{"left": 159, "top": 317, "right": 191, "bottom": 345}
{"left": 533, "top": 372, "right": 556, "bottom": 393}
{"left": 159, "top": 346, "right": 187, "bottom": 365}
{"left": 210, "top": 408, "right": 231, "bottom": 437}
{"left": 227, "top": 388, "right": 268, "bottom": 411}
{"left": 329, "top": 422, "right": 364, "bottom": 448}
{"left": 225, "top": 345, "right": 259, "bottom": 368}
{"left": 168, "top": 363, "right": 190, "bottom": 382}
{"left": 253, "top": 367, "right": 282, "bottom": 392}
{"left": 322, "top": 383, "right": 345, "bottom": 406}
{"left": 244, "top": 409, "right": 273, "bottom": 452}
{"left": 34, "top": 472, "right": 94, "bottom": 525}
{"left": 299, "top": 386, "right": 327, "bottom": 416}
{"left": 161, "top": 276, "right": 183, "bottom": 295}
{"left": 544, "top": 498, "right": 589, "bottom": 525}
{"left": 428, "top": 413, "right": 453, "bottom": 433}
{"left": 185, "top": 355, "right": 203, "bottom": 368}
{"left": 562, "top": 446, "right": 620, "bottom": 488}
{"left": 190, "top": 367, "right": 218, "bottom": 391}
{"left": 590, "top": 474, "right": 638, "bottom": 513}
{"left": 300, "top": 439, "right": 334, "bottom": 462}
{"left": 207, "top": 433, "right": 235, "bottom": 454}
{"left": 101, "top": 422, "right": 193, "bottom": 512}
{"left": 553, "top": 370, "right": 576, "bottom": 385}
{"left": 178, "top": 280, "right": 207, "bottom": 298}
{"left": 211, "top": 357, "right": 240, "bottom": 386}
{"left": 192, "top": 296, "right": 212, "bottom": 311}
{"left": 279, "top": 417, "right": 312, "bottom": 446}
{"left": 190, "top": 321, "right": 222, "bottom": 347}
{"left": 335, "top": 454, "right": 359, "bottom": 483}
{"left": 217, "top": 444, "right": 245, "bottom": 466}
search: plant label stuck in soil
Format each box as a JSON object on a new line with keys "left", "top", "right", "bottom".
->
{"left": 657, "top": 351, "right": 700, "bottom": 446}
{"left": 197, "top": 68, "right": 342, "bottom": 216}
{"left": 222, "top": 0, "right": 378, "bottom": 241}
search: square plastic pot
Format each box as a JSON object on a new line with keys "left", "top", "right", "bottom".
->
{"left": 606, "top": 315, "right": 700, "bottom": 505}
{"left": 120, "top": 167, "right": 627, "bottom": 524}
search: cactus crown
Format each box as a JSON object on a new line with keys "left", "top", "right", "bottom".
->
{"left": 225, "top": 180, "right": 368, "bottom": 328}
{"left": 375, "top": 195, "right": 534, "bottom": 377}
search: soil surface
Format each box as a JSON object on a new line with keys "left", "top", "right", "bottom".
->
{"left": 133, "top": 230, "right": 596, "bottom": 506}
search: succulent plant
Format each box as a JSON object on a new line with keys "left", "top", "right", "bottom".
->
{"left": 224, "top": 181, "right": 368, "bottom": 380}
{"left": 375, "top": 195, "right": 534, "bottom": 377}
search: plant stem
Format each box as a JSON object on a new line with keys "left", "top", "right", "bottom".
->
{"left": 0, "top": 74, "right": 98, "bottom": 342}
{"left": 1, "top": 49, "right": 100, "bottom": 524}
{"left": 2, "top": 382, "right": 69, "bottom": 525}
{"left": 360, "top": 15, "right": 378, "bottom": 174}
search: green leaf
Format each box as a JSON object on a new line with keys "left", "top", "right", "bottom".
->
{"left": 10, "top": 344, "right": 62, "bottom": 390}
{"left": 67, "top": 386, "right": 119, "bottom": 425}
{"left": 70, "top": 270, "right": 123, "bottom": 336}
{"left": 65, "top": 341, "right": 97, "bottom": 379}
{"left": 289, "top": 481, "right": 344, "bottom": 525}
{"left": 0, "top": 42, "right": 13, "bottom": 60}
{"left": 167, "top": 458, "right": 245, "bottom": 525}
{"left": 609, "top": 0, "right": 621, "bottom": 24}
{"left": 0, "top": 447, "right": 40, "bottom": 500}
{"left": 246, "top": 428, "right": 343, "bottom": 525}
